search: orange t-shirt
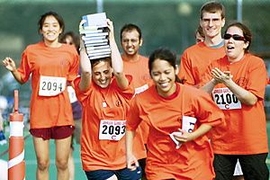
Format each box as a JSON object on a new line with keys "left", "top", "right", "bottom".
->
{"left": 74, "top": 75, "right": 134, "bottom": 171}
{"left": 179, "top": 42, "right": 225, "bottom": 86}
{"left": 200, "top": 54, "right": 269, "bottom": 154}
{"left": 122, "top": 54, "right": 152, "bottom": 159}
{"left": 122, "top": 54, "right": 152, "bottom": 93}
{"left": 127, "top": 83, "right": 225, "bottom": 180}
{"left": 17, "top": 42, "right": 79, "bottom": 128}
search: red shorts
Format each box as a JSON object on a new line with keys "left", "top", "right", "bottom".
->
{"left": 30, "top": 125, "right": 75, "bottom": 140}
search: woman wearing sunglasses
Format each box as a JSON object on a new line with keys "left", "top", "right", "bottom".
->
{"left": 200, "top": 22, "right": 269, "bottom": 180}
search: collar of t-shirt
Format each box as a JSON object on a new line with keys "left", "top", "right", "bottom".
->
{"left": 159, "top": 83, "right": 180, "bottom": 100}
{"left": 210, "top": 39, "right": 224, "bottom": 49}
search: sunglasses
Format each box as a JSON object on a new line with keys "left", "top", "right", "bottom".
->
{"left": 223, "top": 34, "right": 246, "bottom": 41}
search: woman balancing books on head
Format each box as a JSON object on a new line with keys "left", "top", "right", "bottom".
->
{"left": 73, "top": 18, "right": 142, "bottom": 180}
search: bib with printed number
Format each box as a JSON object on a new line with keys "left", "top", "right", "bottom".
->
{"left": 67, "top": 86, "right": 77, "bottom": 103}
{"left": 135, "top": 84, "right": 149, "bottom": 95}
{"left": 99, "top": 119, "right": 126, "bottom": 141}
{"left": 39, "top": 75, "right": 66, "bottom": 96}
{"left": 212, "top": 87, "right": 241, "bottom": 110}
{"left": 182, "top": 116, "right": 197, "bottom": 133}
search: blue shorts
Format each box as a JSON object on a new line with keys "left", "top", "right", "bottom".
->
{"left": 85, "top": 166, "right": 142, "bottom": 180}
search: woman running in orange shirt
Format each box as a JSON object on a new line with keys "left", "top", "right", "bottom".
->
{"left": 200, "top": 22, "right": 269, "bottom": 180}
{"left": 126, "top": 48, "right": 225, "bottom": 180}
{"left": 2, "top": 11, "right": 79, "bottom": 180}
{"left": 73, "top": 19, "right": 141, "bottom": 180}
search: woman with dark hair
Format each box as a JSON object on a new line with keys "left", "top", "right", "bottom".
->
{"left": 2, "top": 11, "right": 79, "bottom": 180}
{"left": 74, "top": 19, "right": 142, "bottom": 180}
{"left": 200, "top": 22, "right": 269, "bottom": 180}
{"left": 126, "top": 48, "right": 225, "bottom": 179}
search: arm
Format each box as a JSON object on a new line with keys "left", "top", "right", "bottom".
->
{"left": 174, "top": 124, "right": 212, "bottom": 143}
{"left": 223, "top": 79, "right": 257, "bottom": 105}
{"left": 79, "top": 38, "right": 92, "bottom": 91}
{"left": 200, "top": 78, "right": 218, "bottom": 94}
{"left": 178, "top": 52, "right": 196, "bottom": 86}
{"left": 2, "top": 57, "right": 24, "bottom": 84}
{"left": 107, "top": 19, "right": 129, "bottom": 90}
{"left": 126, "top": 130, "right": 139, "bottom": 170}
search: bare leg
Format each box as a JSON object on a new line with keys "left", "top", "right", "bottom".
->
{"left": 33, "top": 137, "right": 50, "bottom": 180}
{"left": 68, "top": 148, "right": 75, "bottom": 180}
{"left": 55, "top": 136, "right": 72, "bottom": 180}
{"left": 232, "top": 176, "right": 245, "bottom": 180}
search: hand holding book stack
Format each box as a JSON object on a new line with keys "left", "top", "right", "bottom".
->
{"left": 79, "top": 12, "right": 111, "bottom": 60}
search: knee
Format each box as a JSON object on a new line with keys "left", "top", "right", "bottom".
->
{"left": 37, "top": 159, "right": 50, "bottom": 171}
{"left": 55, "top": 158, "right": 68, "bottom": 170}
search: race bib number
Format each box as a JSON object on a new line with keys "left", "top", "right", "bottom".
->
{"left": 212, "top": 87, "right": 241, "bottom": 110}
{"left": 39, "top": 76, "right": 66, "bottom": 96}
{"left": 182, "top": 116, "right": 197, "bottom": 133}
{"left": 135, "top": 84, "right": 149, "bottom": 95}
{"left": 67, "top": 86, "right": 77, "bottom": 103}
{"left": 99, "top": 120, "right": 126, "bottom": 141}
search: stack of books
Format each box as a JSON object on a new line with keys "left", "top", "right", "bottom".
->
{"left": 79, "top": 12, "right": 111, "bottom": 60}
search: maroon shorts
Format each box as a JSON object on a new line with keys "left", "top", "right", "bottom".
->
{"left": 30, "top": 125, "right": 75, "bottom": 140}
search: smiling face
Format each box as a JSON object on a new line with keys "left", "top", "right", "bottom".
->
{"left": 40, "top": 15, "right": 62, "bottom": 43}
{"left": 224, "top": 26, "right": 249, "bottom": 62}
{"left": 121, "top": 29, "right": 142, "bottom": 56}
{"left": 92, "top": 60, "right": 113, "bottom": 88}
{"left": 200, "top": 11, "right": 225, "bottom": 39}
{"left": 150, "top": 59, "right": 177, "bottom": 97}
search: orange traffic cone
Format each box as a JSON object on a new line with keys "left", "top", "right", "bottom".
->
{"left": 8, "top": 90, "right": 25, "bottom": 180}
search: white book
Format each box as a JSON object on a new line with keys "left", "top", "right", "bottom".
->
{"left": 81, "top": 29, "right": 108, "bottom": 34}
{"left": 86, "top": 45, "right": 111, "bottom": 49}
{"left": 86, "top": 45, "right": 110, "bottom": 50}
{"left": 79, "top": 29, "right": 103, "bottom": 34}
{"left": 84, "top": 38, "right": 108, "bottom": 44}
{"left": 87, "top": 49, "right": 111, "bottom": 55}
{"left": 83, "top": 32, "right": 109, "bottom": 37}
{"left": 85, "top": 41, "right": 109, "bottom": 47}
{"left": 89, "top": 54, "right": 111, "bottom": 60}
{"left": 86, "top": 49, "right": 111, "bottom": 55}
{"left": 83, "top": 36, "right": 107, "bottom": 42}
{"left": 87, "top": 52, "right": 111, "bottom": 57}
{"left": 81, "top": 12, "right": 107, "bottom": 29}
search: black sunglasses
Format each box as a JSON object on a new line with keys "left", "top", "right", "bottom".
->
{"left": 223, "top": 34, "right": 246, "bottom": 41}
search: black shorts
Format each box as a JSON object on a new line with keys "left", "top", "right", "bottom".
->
{"left": 213, "top": 153, "right": 269, "bottom": 180}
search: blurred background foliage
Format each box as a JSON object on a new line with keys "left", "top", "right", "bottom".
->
{"left": 0, "top": 0, "right": 270, "bottom": 106}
